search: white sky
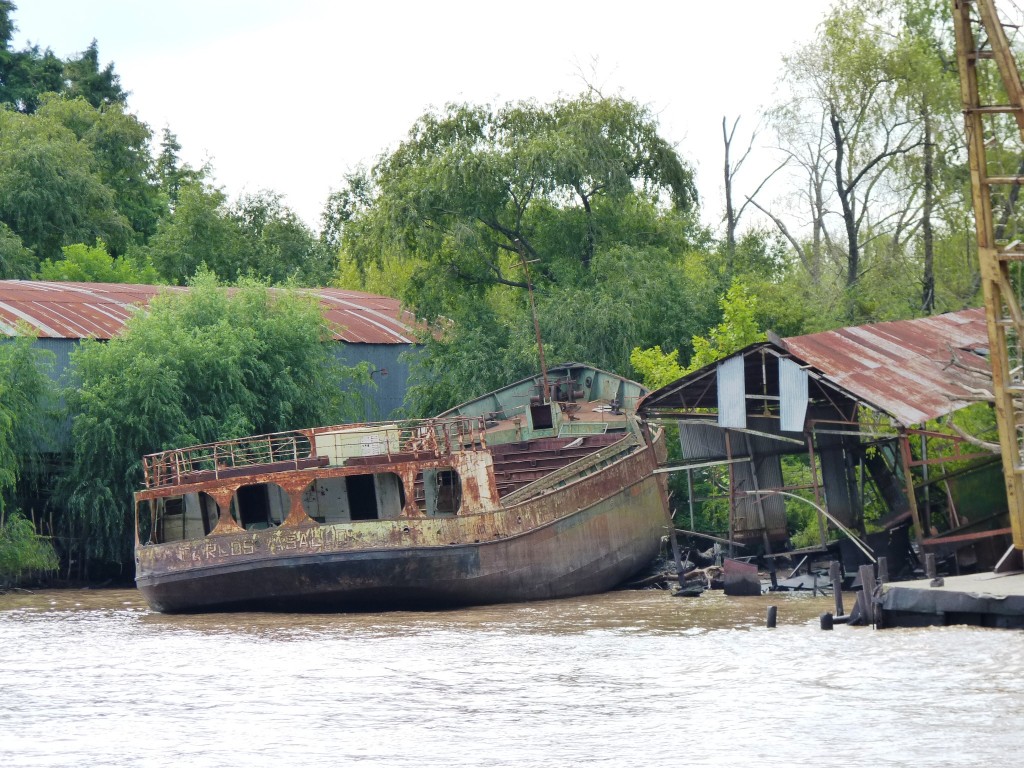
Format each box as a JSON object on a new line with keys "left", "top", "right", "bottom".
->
{"left": 13, "top": 1, "right": 830, "bottom": 233}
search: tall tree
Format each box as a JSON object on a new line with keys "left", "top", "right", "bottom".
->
{"left": 721, "top": 115, "right": 786, "bottom": 275}
{"left": 758, "top": 0, "right": 972, "bottom": 326}
{"left": 144, "top": 181, "right": 246, "bottom": 283}
{"left": 37, "top": 95, "right": 163, "bottom": 242}
{"left": 345, "top": 94, "right": 697, "bottom": 320}
{"left": 772, "top": 3, "right": 924, "bottom": 291}
{"left": 61, "top": 39, "right": 126, "bottom": 108}
{"left": 230, "top": 190, "right": 336, "bottom": 286}
{"left": 0, "top": 2, "right": 62, "bottom": 113}
{"left": 0, "top": 107, "right": 132, "bottom": 260}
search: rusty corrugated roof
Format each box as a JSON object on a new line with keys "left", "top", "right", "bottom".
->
{"left": 0, "top": 281, "right": 420, "bottom": 344}
{"left": 780, "top": 308, "right": 989, "bottom": 426}
{"left": 639, "top": 308, "right": 992, "bottom": 427}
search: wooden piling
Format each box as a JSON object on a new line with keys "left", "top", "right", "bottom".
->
{"left": 820, "top": 612, "right": 833, "bottom": 630}
{"left": 830, "top": 561, "right": 844, "bottom": 617}
{"left": 766, "top": 605, "right": 777, "bottom": 628}
{"left": 925, "top": 552, "right": 937, "bottom": 580}
{"left": 877, "top": 556, "right": 889, "bottom": 584}
{"left": 859, "top": 564, "right": 878, "bottom": 628}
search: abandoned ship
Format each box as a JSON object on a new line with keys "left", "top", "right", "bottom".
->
{"left": 133, "top": 363, "right": 670, "bottom": 612}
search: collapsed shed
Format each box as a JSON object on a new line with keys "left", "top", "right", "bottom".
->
{"left": 638, "top": 308, "right": 1007, "bottom": 573}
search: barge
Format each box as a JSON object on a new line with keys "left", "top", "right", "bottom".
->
{"left": 133, "top": 364, "right": 670, "bottom": 612}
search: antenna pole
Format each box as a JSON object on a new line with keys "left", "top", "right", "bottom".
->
{"left": 517, "top": 244, "right": 550, "bottom": 403}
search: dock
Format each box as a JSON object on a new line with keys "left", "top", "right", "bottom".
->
{"left": 880, "top": 570, "right": 1024, "bottom": 629}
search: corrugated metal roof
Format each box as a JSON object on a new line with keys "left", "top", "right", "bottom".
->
{"left": 0, "top": 281, "right": 420, "bottom": 344}
{"left": 781, "top": 308, "right": 989, "bottom": 426}
{"left": 640, "top": 308, "right": 991, "bottom": 427}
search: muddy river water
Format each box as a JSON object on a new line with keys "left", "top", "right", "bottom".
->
{"left": 2, "top": 587, "right": 1024, "bottom": 767}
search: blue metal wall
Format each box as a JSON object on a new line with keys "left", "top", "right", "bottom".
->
{"left": 333, "top": 343, "right": 416, "bottom": 421}
{"left": 4, "top": 338, "right": 417, "bottom": 447}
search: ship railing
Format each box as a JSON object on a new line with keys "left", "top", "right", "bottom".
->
{"left": 141, "top": 416, "right": 488, "bottom": 490}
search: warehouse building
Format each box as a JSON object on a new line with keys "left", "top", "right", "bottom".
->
{"left": 0, "top": 280, "right": 420, "bottom": 420}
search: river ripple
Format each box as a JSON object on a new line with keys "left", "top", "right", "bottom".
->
{"left": 1, "top": 588, "right": 1023, "bottom": 767}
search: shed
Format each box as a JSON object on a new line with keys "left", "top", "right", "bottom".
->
{"left": 639, "top": 308, "right": 1005, "bottom": 571}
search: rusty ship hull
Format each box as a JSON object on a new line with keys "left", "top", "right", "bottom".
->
{"left": 134, "top": 364, "right": 669, "bottom": 613}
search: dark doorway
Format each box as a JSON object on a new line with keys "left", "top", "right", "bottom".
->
{"left": 347, "top": 474, "right": 379, "bottom": 520}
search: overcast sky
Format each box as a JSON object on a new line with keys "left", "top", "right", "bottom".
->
{"left": 13, "top": 1, "right": 830, "bottom": 232}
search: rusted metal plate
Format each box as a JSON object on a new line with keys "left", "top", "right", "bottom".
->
{"left": 0, "top": 280, "right": 419, "bottom": 344}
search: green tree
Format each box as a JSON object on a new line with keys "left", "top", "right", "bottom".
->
{"left": 345, "top": 94, "right": 697, "bottom": 320}
{"left": 61, "top": 39, "right": 125, "bottom": 109}
{"left": 629, "top": 345, "right": 685, "bottom": 391}
{"left": 0, "top": 332, "right": 59, "bottom": 586}
{"left": 399, "top": 197, "right": 717, "bottom": 415}
{"left": 57, "top": 273, "right": 372, "bottom": 572}
{"left": 155, "top": 126, "right": 204, "bottom": 207}
{"left": 686, "top": 281, "right": 765, "bottom": 372}
{"left": 0, "top": 512, "right": 58, "bottom": 588}
{"left": 0, "top": 6, "right": 123, "bottom": 115}
{"left": 230, "top": 190, "right": 336, "bottom": 286}
{"left": 147, "top": 185, "right": 333, "bottom": 286}
{"left": 37, "top": 239, "right": 160, "bottom": 283}
{"left": 0, "top": 107, "right": 132, "bottom": 260}
{"left": 144, "top": 181, "right": 246, "bottom": 283}
{"left": 37, "top": 95, "right": 163, "bottom": 242}
{"left": 0, "top": 2, "right": 62, "bottom": 114}
{"left": 758, "top": 0, "right": 973, "bottom": 327}
{"left": 344, "top": 95, "right": 714, "bottom": 414}
{"left": 0, "top": 221, "right": 36, "bottom": 278}
{"left": 0, "top": 332, "right": 56, "bottom": 513}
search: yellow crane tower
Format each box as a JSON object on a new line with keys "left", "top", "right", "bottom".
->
{"left": 953, "top": 0, "right": 1024, "bottom": 567}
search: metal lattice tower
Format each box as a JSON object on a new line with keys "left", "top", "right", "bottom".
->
{"left": 953, "top": 0, "right": 1024, "bottom": 551}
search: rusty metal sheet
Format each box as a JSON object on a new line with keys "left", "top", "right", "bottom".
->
{"left": 316, "top": 288, "right": 419, "bottom": 344}
{"left": 782, "top": 308, "right": 989, "bottom": 426}
{"left": 0, "top": 280, "right": 420, "bottom": 344}
{"left": 642, "top": 308, "right": 989, "bottom": 428}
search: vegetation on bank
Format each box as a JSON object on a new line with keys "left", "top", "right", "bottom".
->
{"left": 0, "top": 0, "right": 999, "bottom": 581}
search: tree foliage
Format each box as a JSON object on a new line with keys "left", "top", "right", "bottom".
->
{"left": 0, "top": 332, "right": 59, "bottom": 586}
{"left": 757, "top": 0, "right": 975, "bottom": 327}
{"left": 145, "top": 184, "right": 334, "bottom": 286}
{"left": 37, "top": 95, "right": 163, "bottom": 241}
{"left": 0, "top": 221, "right": 35, "bottom": 278}
{"left": 0, "top": 332, "right": 57, "bottom": 515}
{"left": 37, "top": 239, "right": 160, "bottom": 283}
{"left": 0, "top": 512, "right": 58, "bottom": 587}
{"left": 685, "top": 281, "right": 765, "bottom": 372}
{"left": 339, "top": 94, "right": 714, "bottom": 414}
{"left": 0, "top": 106, "right": 133, "bottom": 260}
{"left": 57, "top": 273, "right": 372, "bottom": 570}
{"left": 342, "top": 94, "right": 698, "bottom": 319}
{"left": 0, "top": 4, "right": 125, "bottom": 114}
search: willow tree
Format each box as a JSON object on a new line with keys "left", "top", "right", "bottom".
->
{"left": 57, "top": 274, "right": 372, "bottom": 576}
{"left": 342, "top": 94, "right": 698, "bottom": 318}
{"left": 338, "top": 94, "right": 712, "bottom": 413}
{"left": 0, "top": 333, "right": 59, "bottom": 585}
